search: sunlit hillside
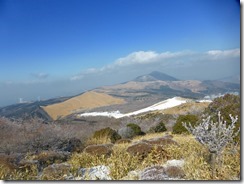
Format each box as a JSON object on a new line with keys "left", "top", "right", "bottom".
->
{"left": 42, "top": 91, "right": 125, "bottom": 120}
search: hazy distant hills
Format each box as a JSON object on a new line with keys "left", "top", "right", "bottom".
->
{"left": 0, "top": 71, "right": 240, "bottom": 121}
{"left": 134, "top": 71, "right": 179, "bottom": 82}
{"left": 218, "top": 75, "right": 240, "bottom": 84}
{"left": 0, "top": 96, "right": 70, "bottom": 121}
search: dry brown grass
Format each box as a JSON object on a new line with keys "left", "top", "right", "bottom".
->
{"left": 42, "top": 91, "right": 125, "bottom": 120}
{"left": 157, "top": 102, "right": 210, "bottom": 115}
{"left": 0, "top": 131, "right": 239, "bottom": 180}
{"left": 165, "top": 135, "right": 240, "bottom": 180}
{"left": 68, "top": 144, "right": 142, "bottom": 180}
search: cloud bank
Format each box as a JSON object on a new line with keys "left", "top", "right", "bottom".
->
{"left": 71, "top": 48, "right": 240, "bottom": 81}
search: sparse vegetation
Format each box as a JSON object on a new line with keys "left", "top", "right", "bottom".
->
{"left": 118, "top": 127, "right": 135, "bottom": 139}
{"left": 0, "top": 130, "right": 240, "bottom": 180}
{"left": 0, "top": 94, "right": 240, "bottom": 180}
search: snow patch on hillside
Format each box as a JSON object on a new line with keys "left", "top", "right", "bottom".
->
{"left": 197, "top": 99, "right": 212, "bottom": 103}
{"left": 79, "top": 97, "right": 187, "bottom": 119}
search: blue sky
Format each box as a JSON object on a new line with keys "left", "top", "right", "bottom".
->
{"left": 0, "top": 0, "right": 240, "bottom": 106}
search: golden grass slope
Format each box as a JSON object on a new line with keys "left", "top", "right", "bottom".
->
{"left": 157, "top": 102, "right": 210, "bottom": 115}
{"left": 42, "top": 91, "right": 125, "bottom": 120}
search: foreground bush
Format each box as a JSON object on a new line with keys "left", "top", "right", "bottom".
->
{"left": 172, "top": 114, "right": 198, "bottom": 134}
{"left": 126, "top": 123, "right": 145, "bottom": 136}
{"left": 183, "top": 112, "right": 239, "bottom": 178}
{"left": 149, "top": 121, "right": 167, "bottom": 133}
{"left": 92, "top": 127, "right": 121, "bottom": 144}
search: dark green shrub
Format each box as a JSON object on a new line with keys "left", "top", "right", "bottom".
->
{"left": 126, "top": 123, "right": 145, "bottom": 136}
{"left": 149, "top": 121, "right": 167, "bottom": 133}
{"left": 172, "top": 114, "right": 198, "bottom": 134}
{"left": 92, "top": 127, "right": 121, "bottom": 143}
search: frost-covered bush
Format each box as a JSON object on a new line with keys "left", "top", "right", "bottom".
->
{"left": 183, "top": 112, "right": 239, "bottom": 154}
{"left": 204, "top": 94, "right": 240, "bottom": 142}
{"left": 183, "top": 112, "right": 239, "bottom": 177}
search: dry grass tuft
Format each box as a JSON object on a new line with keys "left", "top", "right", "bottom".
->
{"left": 165, "top": 134, "right": 240, "bottom": 180}
{"left": 115, "top": 139, "right": 132, "bottom": 144}
{"left": 85, "top": 136, "right": 112, "bottom": 146}
{"left": 68, "top": 145, "right": 142, "bottom": 180}
{"left": 158, "top": 102, "right": 210, "bottom": 115}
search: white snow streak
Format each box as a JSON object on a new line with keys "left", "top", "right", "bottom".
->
{"left": 79, "top": 97, "right": 187, "bottom": 119}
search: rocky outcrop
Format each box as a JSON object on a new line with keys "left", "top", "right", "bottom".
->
{"left": 140, "top": 159, "right": 185, "bottom": 180}
{"left": 65, "top": 165, "right": 111, "bottom": 180}
{"left": 126, "top": 142, "right": 153, "bottom": 159}
{"left": 140, "top": 166, "right": 168, "bottom": 180}
{"left": 165, "top": 159, "right": 185, "bottom": 168}
{"left": 77, "top": 165, "right": 111, "bottom": 180}
{"left": 122, "top": 159, "right": 185, "bottom": 180}
{"left": 126, "top": 135, "right": 177, "bottom": 159}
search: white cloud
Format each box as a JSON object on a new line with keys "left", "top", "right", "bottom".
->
{"left": 114, "top": 50, "right": 192, "bottom": 66}
{"left": 115, "top": 51, "right": 158, "bottom": 65}
{"left": 207, "top": 48, "right": 240, "bottom": 58}
{"left": 70, "top": 48, "right": 240, "bottom": 81}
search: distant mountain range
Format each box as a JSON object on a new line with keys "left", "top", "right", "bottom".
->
{"left": 0, "top": 71, "right": 240, "bottom": 121}
{"left": 134, "top": 71, "right": 179, "bottom": 82}
{"left": 218, "top": 75, "right": 240, "bottom": 84}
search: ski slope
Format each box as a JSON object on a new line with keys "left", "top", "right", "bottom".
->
{"left": 79, "top": 97, "right": 188, "bottom": 119}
